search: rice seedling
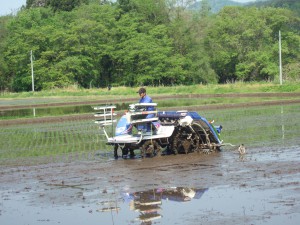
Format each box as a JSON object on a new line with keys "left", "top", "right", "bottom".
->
{"left": 0, "top": 93, "right": 299, "bottom": 165}
{"left": 205, "top": 104, "right": 300, "bottom": 148}
{"left": 0, "top": 119, "right": 109, "bottom": 162}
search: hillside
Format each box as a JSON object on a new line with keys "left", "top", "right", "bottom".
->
{"left": 190, "top": 0, "right": 300, "bottom": 15}
{"left": 249, "top": 0, "right": 300, "bottom": 16}
{"left": 190, "top": 0, "right": 244, "bottom": 13}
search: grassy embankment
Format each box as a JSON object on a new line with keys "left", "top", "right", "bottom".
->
{"left": 1, "top": 82, "right": 300, "bottom": 108}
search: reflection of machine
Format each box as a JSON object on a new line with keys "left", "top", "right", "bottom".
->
{"left": 134, "top": 190, "right": 162, "bottom": 223}
{"left": 124, "top": 187, "right": 208, "bottom": 223}
{"left": 94, "top": 103, "right": 222, "bottom": 158}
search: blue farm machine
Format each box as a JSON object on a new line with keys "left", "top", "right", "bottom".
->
{"left": 94, "top": 103, "right": 223, "bottom": 159}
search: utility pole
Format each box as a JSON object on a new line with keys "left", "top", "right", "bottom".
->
{"left": 30, "top": 50, "right": 35, "bottom": 92}
{"left": 279, "top": 31, "right": 283, "bottom": 85}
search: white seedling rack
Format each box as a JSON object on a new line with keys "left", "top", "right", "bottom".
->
{"left": 93, "top": 105, "right": 117, "bottom": 139}
{"left": 94, "top": 103, "right": 160, "bottom": 143}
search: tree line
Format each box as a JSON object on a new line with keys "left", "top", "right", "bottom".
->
{"left": 0, "top": 0, "right": 299, "bottom": 92}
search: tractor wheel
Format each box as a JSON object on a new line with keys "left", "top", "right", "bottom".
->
{"left": 141, "top": 140, "right": 161, "bottom": 158}
{"left": 113, "top": 144, "right": 119, "bottom": 159}
{"left": 191, "top": 123, "right": 214, "bottom": 154}
{"left": 121, "top": 146, "right": 130, "bottom": 158}
{"left": 172, "top": 127, "right": 199, "bottom": 154}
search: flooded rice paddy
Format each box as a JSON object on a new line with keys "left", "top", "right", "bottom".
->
{"left": 0, "top": 103, "right": 300, "bottom": 225}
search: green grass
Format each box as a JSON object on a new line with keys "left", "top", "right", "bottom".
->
{"left": 1, "top": 81, "right": 300, "bottom": 99}
{"left": 1, "top": 81, "right": 299, "bottom": 110}
{"left": 157, "top": 96, "right": 298, "bottom": 108}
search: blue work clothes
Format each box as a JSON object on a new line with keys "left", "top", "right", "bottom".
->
{"left": 139, "top": 95, "right": 155, "bottom": 111}
{"left": 138, "top": 95, "right": 155, "bottom": 132}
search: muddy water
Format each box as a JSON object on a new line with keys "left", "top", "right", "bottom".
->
{"left": 1, "top": 146, "right": 299, "bottom": 225}
{"left": 1, "top": 104, "right": 300, "bottom": 225}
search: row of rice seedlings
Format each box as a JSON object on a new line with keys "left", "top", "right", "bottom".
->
{"left": 0, "top": 119, "right": 110, "bottom": 160}
{"left": 206, "top": 104, "right": 300, "bottom": 148}
{"left": 43, "top": 120, "right": 107, "bottom": 157}
{"left": 1, "top": 103, "right": 298, "bottom": 162}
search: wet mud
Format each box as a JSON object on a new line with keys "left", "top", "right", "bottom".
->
{"left": 1, "top": 145, "right": 300, "bottom": 225}
{"left": 1, "top": 99, "right": 300, "bottom": 224}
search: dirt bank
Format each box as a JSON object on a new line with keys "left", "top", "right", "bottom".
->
{"left": 1, "top": 92, "right": 300, "bottom": 111}
{"left": 1, "top": 98, "right": 300, "bottom": 126}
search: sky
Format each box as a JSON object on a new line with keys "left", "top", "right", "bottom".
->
{"left": 0, "top": 0, "right": 258, "bottom": 16}
{"left": 0, "top": 0, "right": 26, "bottom": 16}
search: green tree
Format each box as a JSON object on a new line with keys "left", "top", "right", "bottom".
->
{"left": 167, "top": 2, "right": 217, "bottom": 84}
{"left": 199, "top": 0, "right": 211, "bottom": 18}
{"left": 26, "top": 0, "right": 49, "bottom": 8}
{"left": 0, "top": 16, "right": 13, "bottom": 91}
{"left": 114, "top": 9, "right": 188, "bottom": 86}
{"left": 3, "top": 0, "right": 299, "bottom": 91}
{"left": 206, "top": 6, "right": 300, "bottom": 82}
{"left": 49, "top": 0, "right": 88, "bottom": 12}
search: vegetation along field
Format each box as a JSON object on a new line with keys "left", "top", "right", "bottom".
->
{"left": 0, "top": 0, "right": 300, "bottom": 92}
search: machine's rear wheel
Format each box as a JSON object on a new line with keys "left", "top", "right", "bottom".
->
{"left": 172, "top": 127, "right": 199, "bottom": 154}
{"left": 141, "top": 140, "right": 161, "bottom": 158}
{"left": 113, "top": 144, "right": 119, "bottom": 159}
{"left": 191, "top": 123, "right": 214, "bottom": 154}
{"left": 114, "top": 144, "right": 135, "bottom": 159}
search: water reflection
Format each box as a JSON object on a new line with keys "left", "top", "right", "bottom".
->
{"left": 99, "top": 187, "right": 208, "bottom": 224}
{"left": 0, "top": 98, "right": 212, "bottom": 119}
{"left": 281, "top": 106, "right": 285, "bottom": 141}
{"left": 0, "top": 103, "right": 130, "bottom": 119}
{"left": 2, "top": 177, "right": 300, "bottom": 225}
